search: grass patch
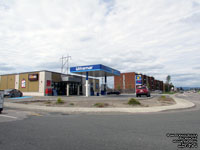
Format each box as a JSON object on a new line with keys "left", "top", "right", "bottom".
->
{"left": 163, "top": 91, "right": 176, "bottom": 94}
{"left": 56, "top": 97, "right": 64, "bottom": 104}
{"left": 128, "top": 98, "right": 141, "bottom": 105}
{"left": 158, "top": 96, "right": 175, "bottom": 103}
{"left": 94, "top": 103, "right": 109, "bottom": 108}
{"left": 69, "top": 103, "right": 74, "bottom": 106}
{"left": 44, "top": 101, "right": 52, "bottom": 104}
{"left": 160, "top": 95, "right": 166, "bottom": 99}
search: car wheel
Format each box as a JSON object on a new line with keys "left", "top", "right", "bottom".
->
{"left": 136, "top": 94, "right": 138, "bottom": 97}
{"left": 0, "top": 108, "right": 3, "bottom": 114}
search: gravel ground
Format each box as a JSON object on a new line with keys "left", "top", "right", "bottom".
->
{"left": 16, "top": 95, "right": 176, "bottom": 108}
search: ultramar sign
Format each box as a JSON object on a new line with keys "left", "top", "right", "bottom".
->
{"left": 76, "top": 66, "right": 93, "bottom": 71}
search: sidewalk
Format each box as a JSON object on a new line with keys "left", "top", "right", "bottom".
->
{"left": 3, "top": 95, "right": 195, "bottom": 113}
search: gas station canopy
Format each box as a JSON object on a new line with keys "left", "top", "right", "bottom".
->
{"left": 70, "top": 64, "right": 120, "bottom": 77}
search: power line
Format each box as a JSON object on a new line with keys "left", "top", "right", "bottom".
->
{"left": 60, "top": 54, "right": 71, "bottom": 74}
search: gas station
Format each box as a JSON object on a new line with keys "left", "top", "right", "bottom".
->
{"left": 70, "top": 64, "right": 121, "bottom": 97}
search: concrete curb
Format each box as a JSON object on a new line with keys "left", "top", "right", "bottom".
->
{"left": 4, "top": 95, "right": 195, "bottom": 113}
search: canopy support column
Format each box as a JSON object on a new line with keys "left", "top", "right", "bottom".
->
{"left": 86, "top": 72, "right": 89, "bottom": 97}
{"left": 105, "top": 75, "right": 107, "bottom": 95}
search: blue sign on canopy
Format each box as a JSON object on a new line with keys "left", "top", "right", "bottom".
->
{"left": 70, "top": 64, "right": 120, "bottom": 77}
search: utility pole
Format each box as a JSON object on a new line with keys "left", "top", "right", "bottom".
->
{"left": 66, "top": 54, "right": 72, "bottom": 74}
{"left": 60, "top": 54, "right": 71, "bottom": 74}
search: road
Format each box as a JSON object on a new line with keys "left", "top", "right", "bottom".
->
{"left": 0, "top": 93, "right": 199, "bottom": 150}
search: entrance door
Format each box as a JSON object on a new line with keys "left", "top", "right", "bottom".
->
{"left": 69, "top": 83, "right": 78, "bottom": 95}
{"left": 52, "top": 82, "right": 67, "bottom": 95}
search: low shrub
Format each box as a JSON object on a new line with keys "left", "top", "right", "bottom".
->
{"left": 94, "top": 103, "right": 109, "bottom": 108}
{"left": 44, "top": 101, "right": 51, "bottom": 104}
{"left": 128, "top": 98, "right": 141, "bottom": 105}
{"left": 70, "top": 103, "right": 74, "bottom": 106}
{"left": 163, "top": 92, "right": 176, "bottom": 94}
{"left": 56, "top": 97, "right": 64, "bottom": 104}
{"left": 160, "top": 95, "right": 166, "bottom": 99}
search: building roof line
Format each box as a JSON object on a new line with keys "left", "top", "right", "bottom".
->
{"left": 0, "top": 70, "right": 69, "bottom": 76}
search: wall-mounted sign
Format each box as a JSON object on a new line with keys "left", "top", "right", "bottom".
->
{"left": 21, "top": 79, "right": 26, "bottom": 88}
{"left": 28, "top": 74, "right": 38, "bottom": 81}
{"left": 135, "top": 75, "right": 142, "bottom": 85}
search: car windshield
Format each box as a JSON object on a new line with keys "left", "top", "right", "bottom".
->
{"left": 137, "top": 87, "right": 146, "bottom": 89}
{"left": 4, "top": 89, "right": 13, "bottom": 92}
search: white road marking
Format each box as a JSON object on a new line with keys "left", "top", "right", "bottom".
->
{"left": 0, "top": 115, "right": 17, "bottom": 119}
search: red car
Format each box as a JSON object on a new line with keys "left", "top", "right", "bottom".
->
{"left": 136, "top": 86, "right": 150, "bottom": 97}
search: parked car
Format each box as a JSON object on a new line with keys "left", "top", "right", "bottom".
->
{"left": 136, "top": 86, "right": 150, "bottom": 97}
{"left": 107, "top": 91, "right": 120, "bottom": 95}
{"left": 0, "top": 90, "right": 4, "bottom": 113}
{"left": 4, "top": 89, "right": 23, "bottom": 98}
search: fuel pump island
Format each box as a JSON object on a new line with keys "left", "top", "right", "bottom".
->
{"left": 70, "top": 64, "right": 120, "bottom": 97}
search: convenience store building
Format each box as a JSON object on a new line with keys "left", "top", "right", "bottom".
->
{"left": 0, "top": 70, "right": 99, "bottom": 96}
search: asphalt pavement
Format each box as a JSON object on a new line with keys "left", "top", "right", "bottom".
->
{"left": 0, "top": 93, "right": 199, "bottom": 150}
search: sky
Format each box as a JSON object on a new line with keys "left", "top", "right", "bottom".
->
{"left": 0, "top": 0, "right": 200, "bottom": 87}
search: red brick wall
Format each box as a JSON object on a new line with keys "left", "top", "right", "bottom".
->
{"left": 114, "top": 72, "right": 164, "bottom": 92}
{"left": 114, "top": 74, "right": 123, "bottom": 90}
{"left": 114, "top": 72, "right": 135, "bottom": 91}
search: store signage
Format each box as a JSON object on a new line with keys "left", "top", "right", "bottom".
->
{"left": 21, "top": 79, "right": 26, "bottom": 88}
{"left": 76, "top": 66, "right": 93, "bottom": 71}
{"left": 28, "top": 74, "right": 38, "bottom": 81}
{"left": 135, "top": 75, "right": 142, "bottom": 85}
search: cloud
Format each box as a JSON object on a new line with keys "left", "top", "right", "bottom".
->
{"left": 193, "top": 66, "right": 200, "bottom": 70}
{"left": 0, "top": 63, "right": 15, "bottom": 71}
{"left": 0, "top": 0, "right": 200, "bottom": 87}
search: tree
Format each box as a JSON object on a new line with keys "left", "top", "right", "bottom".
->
{"left": 166, "top": 75, "right": 171, "bottom": 84}
{"left": 117, "top": 84, "right": 121, "bottom": 91}
{"left": 165, "top": 75, "right": 172, "bottom": 92}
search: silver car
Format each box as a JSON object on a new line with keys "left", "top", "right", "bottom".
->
{"left": 0, "top": 90, "right": 4, "bottom": 113}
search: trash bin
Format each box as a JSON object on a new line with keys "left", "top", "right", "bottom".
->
{"left": 0, "top": 90, "right": 4, "bottom": 114}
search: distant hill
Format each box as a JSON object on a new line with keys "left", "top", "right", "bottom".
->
{"left": 177, "top": 87, "right": 200, "bottom": 90}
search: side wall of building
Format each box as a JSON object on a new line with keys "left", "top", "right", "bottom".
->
{"left": 20, "top": 72, "right": 45, "bottom": 96}
{"left": 114, "top": 72, "right": 136, "bottom": 93}
{"left": 0, "top": 75, "right": 15, "bottom": 90}
{"left": 0, "top": 72, "right": 47, "bottom": 96}
{"left": 114, "top": 72, "right": 164, "bottom": 93}
{"left": 19, "top": 72, "right": 39, "bottom": 92}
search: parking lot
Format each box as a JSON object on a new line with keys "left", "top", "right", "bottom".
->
{"left": 4, "top": 93, "right": 155, "bottom": 102}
